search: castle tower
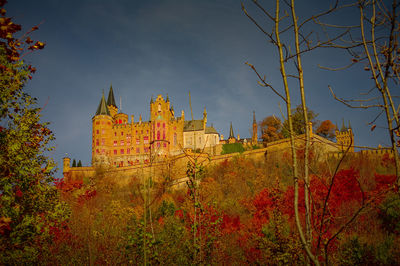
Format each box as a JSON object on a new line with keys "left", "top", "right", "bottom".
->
{"left": 107, "top": 85, "right": 118, "bottom": 117}
{"left": 150, "top": 95, "right": 171, "bottom": 157}
{"left": 228, "top": 122, "right": 236, "bottom": 144}
{"left": 252, "top": 111, "right": 258, "bottom": 145}
{"left": 92, "top": 91, "right": 113, "bottom": 166}
{"left": 335, "top": 119, "right": 354, "bottom": 152}
{"left": 203, "top": 107, "right": 207, "bottom": 128}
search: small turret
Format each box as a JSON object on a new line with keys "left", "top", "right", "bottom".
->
{"left": 228, "top": 122, "right": 236, "bottom": 144}
{"left": 252, "top": 111, "right": 258, "bottom": 145}
{"left": 203, "top": 107, "right": 207, "bottom": 128}
{"left": 95, "top": 91, "right": 110, "bottom": 116}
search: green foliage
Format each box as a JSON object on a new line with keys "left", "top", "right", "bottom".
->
{"left": 379, "top": 192, "right": 400, "bottom": 235}
{"left": 72, "top": 159, "right": 76, "bottom": 167}
{"left": 156, "top": 200, "right": 175, "bottom": 218}
{"left": 0, "top": 4, "right": 69, "bottom": 263}
{"left": 338, "top": 237, "right": 399, "bottom": 265}
{"left": 77, "top": 160, "right": 82, "bottom": 167}
{"left": 221, "top": 143, "right": 245, "bottom": 155}
{"left": 281, "top": 105, "right": 318, "bottom": 138}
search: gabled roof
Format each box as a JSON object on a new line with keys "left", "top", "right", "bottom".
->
{"left": 205, "top": 126, "right": 218, "bottom": 134}
{"left": 107, "top": 85, "right": 117, "bottom": 108}
{"left": 184, "top": 120, "right": 204, "bottom": 131}
{"left": 95, "top": 92, "right": 110, "bottom": 116}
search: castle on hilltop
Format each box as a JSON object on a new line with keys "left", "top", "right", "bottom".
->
{"left": 91, "top": 86, "right": 224, "bottom": 167}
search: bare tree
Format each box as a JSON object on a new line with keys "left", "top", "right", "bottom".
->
{"left": 320, "top": 0, "right": 400, "bottom": 183}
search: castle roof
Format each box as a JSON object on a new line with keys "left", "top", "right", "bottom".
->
{"left": 184, "top": 120, "right": 204, "bottom": 131}
{"left": 228, "top": 122, "right": 235, "bottom": 139}
{"left": 205, "top": 126, "right": 218, "bottom": 134}
{"left": 340, "top": 119, "right": 347, "bottom": 132}
{"left": 107, "top": 85, "right": 117, "bottom": 108}
{"left": 95, "top": 92, "right": 110, "bottom": 116}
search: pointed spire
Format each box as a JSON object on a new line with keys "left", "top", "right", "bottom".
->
{"left": 229, "top": 122, "right": 235, "bottom": 139}
{"left": 348, "top": 120, "right": 352, "bottom": 130}
{"left": 95, "top": 91, "right": 110, "bottom": 116}
{"left": 253, "top": 111, "right": 256, "bottom": 124}
{"left": 150, "top": 95, "right": 154, "bottom": 104}
{"left": 166, "top": 94, "right": 169, "bottom": 102}
{"left": 107, "top": 85, "right": 117, "bottom": 107}
{"left": 341, "top": 118, "right": 347, "bottom": 132}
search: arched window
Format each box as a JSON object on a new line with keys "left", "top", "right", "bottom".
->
{"left": 158, "top": 103, "right": 161, "bottom": 112}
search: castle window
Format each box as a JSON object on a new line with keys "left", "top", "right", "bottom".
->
{"left": 163, "top": 123, "right": 165, "bottom": 128}
{"left": 108, "top": 122, "right": 111, "bottom": 125}
{"left": 101, "top": 149, "right": 105, "bottom": 154}
{"left": 144, "top": 147, "right": 149, "bottom": 153}
{"left": 157, "top": 142, "right": 160, "bottom": 148}
{"left": 96, "top": 149, "right": 99, "bottom": 154}
{"left": 101, "top": 129, "right": 105, "bottom": 134}
{"left": 141, "top": 130, "right": 143, "bottom": 134}
{"left": 127, "top": 139, "right": 131, "bottom": 146}
{"left": 113, "top": 141, "right": 117, "bottom": 146}
{"left": 121, "top": 132, "right": 124, "bottom": 136}
{"left": 174, "top": 126, "right": 176, "bottom": 130}
{"left": 136, "top": 147, "right": 140, "bottom": 153}
{"left": 158, "top": 103, "right": 161, "bottom": 112}
{"left": 96, "top": 121, "right": 100, "bottom": 125}
{"left": 101, "top": 121, "right": 105, "bottom": 125}
{"left": 119, "top": 119, "right": 122, "bottom": 124}
{"left": 157, "top": 123, "right": 160, "bottom": 128}
{"left": 114, "top": 132, "right": 117, "bottom": 137}
{"left": 163, "top": 131, "right": 165, "bottom": 139}
{"left": 127, "top": 148, "right": 130, "bottom": 154}
{"left": 136, "top": 130, "right": 138, "bottom": 134}
{"left": 101, "top": 138, "right": 105, "bottom": 145}
{"left": 114, "top": 150, "right": 117, "bottom": 155}
{"left": 96, "top": 130, "right": 99, "bottom": 134}
{"left": 144, "top": 136, "right": 149, "bottom": 144}
{"left": 163, "top": 143, "right": 167, "bottom": 148}
{"left": 146, "top": 130, "right": 149, "bottom": 134}
{"left": 96, "top": 139, "right": 99, "bottom": 146}
{"left": 121, "top": 140, "right": 124, "bottom": 146}
{"left": 120, "top": 149, "right": 124, "bottom": 154}
{"left": 157, "top": 131, "right": 160, "bottom": 140}
{"left": 136, "top": 138, "right": 140, "bottom": 145}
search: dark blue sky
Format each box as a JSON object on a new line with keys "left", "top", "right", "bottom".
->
{"left": 6, "top": 0, "right": 392, "bottom": 178}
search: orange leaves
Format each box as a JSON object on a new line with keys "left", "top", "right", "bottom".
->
{"left": 28, "top": 41, "right": 45, "bottom": 50}
{"left": 371, "top": 124, "right": 376, "bottom": 131}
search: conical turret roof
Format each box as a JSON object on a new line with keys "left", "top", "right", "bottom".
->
{"left": 340, "top": 118, "right": 347, "bottom": 132}
{"left": 96, "top": 92, "right": 110, "bottom": 116}
{"left": 107, "top": 85, "right": 117, "bottom": 107}
{"left": 253, "top": 111, "right": 256, "bottom": 124}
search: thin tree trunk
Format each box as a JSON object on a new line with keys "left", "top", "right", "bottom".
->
{"left": 274, "top": 0, "right": 319, "bottom": 264}
{"left": 290, "top": 0, "right": 312, "bottom": 256}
